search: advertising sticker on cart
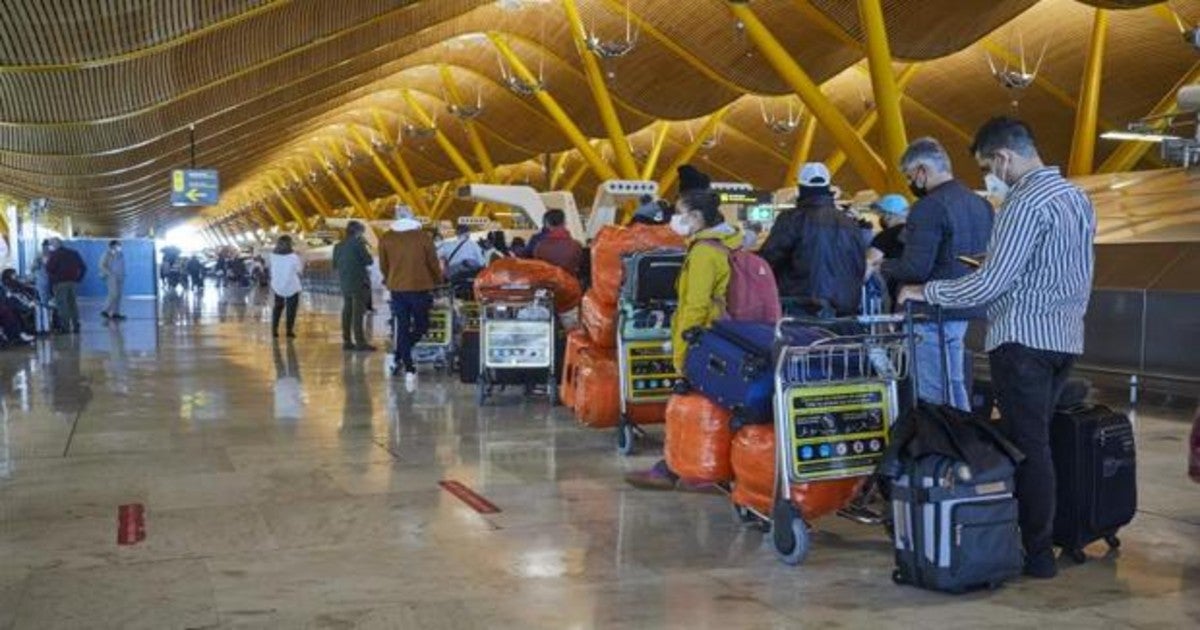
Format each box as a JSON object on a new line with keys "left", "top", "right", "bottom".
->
{"left": 786, "top": 382, "right": 890, "bottom": 482}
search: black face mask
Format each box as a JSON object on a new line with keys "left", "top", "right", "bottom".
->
{"left": 908, "top": 180, "right": 927, "bottom": 199}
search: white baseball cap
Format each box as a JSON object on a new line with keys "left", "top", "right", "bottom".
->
{"left": 798, "top": 162, "right": 831, "bottom": 187}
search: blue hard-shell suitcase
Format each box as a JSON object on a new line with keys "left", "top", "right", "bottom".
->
{"left": 682, "top": 321, "right": 830, "bottom": 425}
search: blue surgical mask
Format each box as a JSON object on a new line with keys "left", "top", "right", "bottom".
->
{"left": 984, "top": 174, "right": 1010, "bottom": 205}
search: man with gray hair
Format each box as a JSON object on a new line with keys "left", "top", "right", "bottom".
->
{"left": 876, "top": 137, "right": 993, "bottom": 410}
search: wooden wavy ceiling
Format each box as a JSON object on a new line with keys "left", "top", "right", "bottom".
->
{"left": 0, "top": 0, "right": 1197, "bottom": 232}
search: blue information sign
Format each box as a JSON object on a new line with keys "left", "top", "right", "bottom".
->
{"left": 171, "top": 169, "right": 220, "bottom": 206}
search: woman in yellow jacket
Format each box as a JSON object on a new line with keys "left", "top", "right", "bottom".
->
{"left": 627, "top": 189, "right": 744, "bottom": 491}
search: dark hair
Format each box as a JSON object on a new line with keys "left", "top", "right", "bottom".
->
{"left": 970, "top": 116, "right": 1038, "bottom": 158}
{"left": 679, "top": 190, "right": 723, "bottom": 228}
{"left": 455, "top": 223, "right": 470, "bottom": 236}
{"left": 488, "top": 230, "right": 509, "bottom": 254}
{"left": 543, "top": 209, "right": 565, "bottom": 228}
{"left": 109, "top": 240, "right": 120, "bottom": 248}
{"left": 274, "top": 235, "right": 294, "bottom": 255}
{"left": 511, "top": 236, "right": 527, "bottom": 252}
{"left": 346, "top": 220, "right": 364, "bottom": 236}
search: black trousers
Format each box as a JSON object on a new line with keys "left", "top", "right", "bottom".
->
{"left": 272, "top": 293, "right": 299, "bottom": 335}
{"left": 988, "top": 342, "right": 1075, "bottom": 560}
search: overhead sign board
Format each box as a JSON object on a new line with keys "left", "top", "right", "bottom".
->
{"left": 171, "top": 169, "right": 220, "bottom": 206}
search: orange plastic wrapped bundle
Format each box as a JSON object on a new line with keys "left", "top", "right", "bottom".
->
{"left": 474, "top": 258, "right": 583, "bottom": 313}
{"left": 627, "top": 401, "right": 667, "bottom": 426}
{"left": 664, "top": 393, "right": 733, "bottom": 483}
{"left": 590, "top": 224, "right": 685, "bottom": 307}
{"left": 560, "top": 330, "right": 591, "bottom": 411}
{"left": 580, "top": 290, "right": 617, "bottom": 348}
{"left": 730, "top": 425, "right": 866, "bottom": 520}
{"left": 574, "top": 347, "right": 620, "bottom": 428}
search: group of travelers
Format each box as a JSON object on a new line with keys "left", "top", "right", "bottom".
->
{"left": 621, "top": 116, "right": 1094, "bottom": 582}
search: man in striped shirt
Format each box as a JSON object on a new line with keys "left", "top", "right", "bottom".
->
{"left": 899, "top": 117, "right": 1096, "bottom": 580}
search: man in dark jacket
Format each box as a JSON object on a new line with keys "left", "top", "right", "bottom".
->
{"left": 45, "top": 237, "right": 86, "bottom": 333}
{"left": 760, "top": 162, "right": 866, "bottom": 316}
{"left": 531, "top": 209, "right": 584, "bottom": 277}
{"left": 332, "top": 220, "right": 375, "bottom": 352}
{"left": 878, "top": 137, "right": 994, "bottom": 411}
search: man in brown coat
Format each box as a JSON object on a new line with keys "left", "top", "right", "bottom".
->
{"left": 378, "top": 206, "right": 442, "bottom": 386}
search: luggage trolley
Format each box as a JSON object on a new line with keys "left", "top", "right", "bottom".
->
{"left": 477, "top": 284, "right": 558, "bottom": 405}
{"left": 615, "top": 249, "right": 686, "bottom": 455}
{"left": 393, "top": 285, "right": 455, "bottom": 374}
{"left": 740, "top": 313, "right": 911, "bottom": 565}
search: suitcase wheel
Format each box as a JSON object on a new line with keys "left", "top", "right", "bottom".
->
{"left": 891, "top": 569, "right": 905, "bottom": 585}
{"left": 616, "top": 422, "right": 636, "bottom": 457}
{"left": 1105, "top": 535, "right": 1121, "bottom": 550}
{"left": 1068, "top": 548, "right": 1088, "bottom": 564}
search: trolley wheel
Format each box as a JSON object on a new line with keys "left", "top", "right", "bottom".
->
{"left": 476, "top": 379, "right": 487, "bottom": 405}
{"left": 1105, "top": 535, "right": 1121, "bottom": 550}
{"left": 616, "top": 421, "right": 636, "bottom": 456}
{"left": 891, "top": 569, "right": 905, "bottom": 585}
{"left": 547, "top": 381, "right": 558, "bottom": 406}
{"left": 1068, "top": 548, "right": 1088, "bottom": 564}
{"left": 771, "top": 500, "right": 810, "bottom": 566}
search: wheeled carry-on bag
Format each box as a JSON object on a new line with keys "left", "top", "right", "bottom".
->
{"left": 682, "top": 321, "right": 829, "bottom": 427}
{"left": 458, "top": 330, "right": 480, "bottom": 384}
{"left": 1051, "top": 404, "right": 1137, "bottom": 563}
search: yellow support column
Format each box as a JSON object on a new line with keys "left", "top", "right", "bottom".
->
{"left": 286, "top": 168, "right": 333, "bottom": 219}
{"left": 640, "top": 122, "right": 671, "bottom": 180}
{"left": 325, "top": 140, "right": 376, "bottom": 216}
{"left": 348, "top": 125, "right": 421, "bottom": 213}
{"left": 727, "top": 2, "right": 888, "bottom": 192}
{"left": 562, "top": 0, "right": 639, "bottom": 179}
{"left": 858, "top": 0, "right": 909, "bottom": 190}
{"left": 257, "top": 198, "right": 288, "bottom": 229}
{"left": 657, "top": 107, "right": 730, "bottom": 192}
{"left": 1068, "top": 8, "right": 1110, "bottom": 176}
{"left": 401, "top": 90, "right": 480, "bottom": 182}
{"left": 489, "top": 32, "right": 620, "bottom": 181}
{"left": 265, "top": 191, "right": 308, "bottom": 233}
{"left": 562, "top": 158, "right": 593, "bottom": 192}
{"left": 549, "top": 152, "right": 572, "bottom": 189}
{"left": 369, "top": 109, "right": 433, "bottom": 216}
{"left": 828, "top": 64, "right": 921, "bottom": 177}
{"left": 312, "top": 149, "right": 370, "bottom": 218}
{"left": 785, "top": 115, "right": 819, "bottom": 188}
{"left": 440, "top": 65, "right": 497, "bottom": 181}
{"left": 1100, "top": 61, "right": 1200, "bottom": 173}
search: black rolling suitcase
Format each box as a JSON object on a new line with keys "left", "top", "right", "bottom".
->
{"left": 1051, "top": 404, "right": 1137, "bottom": 563}
{"left": 458, "top": 330, "right": 480, "bottom": 384}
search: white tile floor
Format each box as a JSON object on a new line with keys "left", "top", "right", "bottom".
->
{"left": 0, "top": 286, "right": 1196, "bottom": 629}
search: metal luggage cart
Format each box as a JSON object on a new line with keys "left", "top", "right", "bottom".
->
{"left": 477, "top": 285, "right": 557, "bottom": 405}
{"left": 735, "top": 313, "right": 912, "bottom": 566}
{"left": 392, "top": 285, "right": 455, "bottom": 374}
{"left": 614, "top": 302, "right": 682, "bottom": 455}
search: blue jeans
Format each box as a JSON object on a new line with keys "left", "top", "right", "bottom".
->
{"left": 912, "top": 320, "right": 969, "bottom": 411}
{"left": 390, "top": 291, "right": 432, "bottom": 371}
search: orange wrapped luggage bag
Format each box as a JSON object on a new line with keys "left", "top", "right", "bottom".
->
{"left": 589, "top": 225, "right": 684, "bottom": 307}
{"left": 663, "top": 393, "right": 733, "bottom": 483}
{"left": 474, "top": 258, "right": 582, "bottom": 313}
{"left": 560, "top": 330, "right": 591, "bottom": 411}
{"left": 580, "top": 290, "right": 617, "bottom": 349}
{"left": 730, "top": 425, "right": 866, "bottom": 520}
{"left": 573, "top": 347, "right": 621, "bottom": 429}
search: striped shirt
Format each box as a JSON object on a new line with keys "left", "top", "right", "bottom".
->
{"left": 924, "top": 167, "right": 1095, "bottom": 354}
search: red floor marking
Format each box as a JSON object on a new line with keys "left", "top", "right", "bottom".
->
{"left": 117, "top": 504, "right": 146, "bottom": 546}
{"left": 438, "top": 480, "right": 501, "bottom": 514}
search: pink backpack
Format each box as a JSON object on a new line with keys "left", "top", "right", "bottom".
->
{"left": 700, "top": 241, "right": 782, "bottom": 323}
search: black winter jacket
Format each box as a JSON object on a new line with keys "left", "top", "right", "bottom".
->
{"left": 760, "top": 192, "right": 866, "bottom": 315}
{"left": 880, "top": 180, "right": 994, "bottom": 320}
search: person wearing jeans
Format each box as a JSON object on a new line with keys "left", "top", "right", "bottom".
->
{"left": 269, "top": 235, "right": 304, "bottom": 339}
{"left": 377, "top": 205, "right": 441, "bottom": 389}
{"left": 875, "top": 137, "right": 993, "bottom": 411}
{"left": 899, "top": 117, "right": 1096, "bottom": 580}
{"left": 332, "top": 220, "right": 375, "bottom": 351}
{"left": 45, "top": 237, "right": 86, "bottom": 334}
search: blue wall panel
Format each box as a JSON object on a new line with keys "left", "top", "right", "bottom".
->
{"left": 65, "top": 238, "right": 157, "bottom": 298}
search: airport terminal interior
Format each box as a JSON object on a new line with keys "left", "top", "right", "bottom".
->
{"left": 1, "top": 1, "right": 1199, "bottom": 628}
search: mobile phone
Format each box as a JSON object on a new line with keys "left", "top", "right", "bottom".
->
{"left": 957, "top": 255, "right": 983, "bottom": 269}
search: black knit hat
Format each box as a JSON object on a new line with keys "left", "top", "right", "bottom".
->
{"left": 677, "top": 164, "right": 711, "bottom": 192}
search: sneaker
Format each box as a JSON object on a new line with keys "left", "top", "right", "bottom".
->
{"left": 1023, "top": 549, "right": 1059, "bottom": 579}
{"left": 343, "top": 342, "right": 356, "bottom": 351}
{"left": 112, "top": 314, "right": 126, "bottom": 321}
{"left": 624, "top": 460, "right": 679, "bottom": 491}
{"left": 404, "top": 371, "right": 418, "bottom": 392}
{"left": 18, "top": 333, "right": 35, "bottom": 343}
{"left": 100, "top": 311, "right": 110, "bottom": 319}
{"left": 355, "top": 344, "right": 378, "bottom": 352}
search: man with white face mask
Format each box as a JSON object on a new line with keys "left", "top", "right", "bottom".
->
{"left": 898, "top": 117, "right": 1096, "bottom": 580}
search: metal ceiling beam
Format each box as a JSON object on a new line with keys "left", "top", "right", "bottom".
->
{"left": 286, "top": 167, "right": 334, "bottom": 218}
{"left": 641, "top": 122, "right": 671, "bottom": 181}
{"left": 858, "top": 0, "right": 909, "bottom": 192}
{"left": 488, "top": 32, "right": 619, "bottom": 182}
{"left": 828, "top": 64, "right": 921, "bottom": 177}
{"left": 727, "top": 1, "right": 888, "bottom": 192}
{"left": 562, "top": 0, "right": 639, "bottom": 180}
{"left": 347, "top": 124, "right": 421, "bottom": 215}
{"left": 1099, "top": 60, "right": 1200, "bottom": 174}
{"left": 1068, "top": 9, "right": 1110, "bottom": 177}
{"left": 370, "top": 108, "right": 432, "bottom": 216}
{"left": 439, "top": 65, "right": 497, "bottom": 181}
{"left": 402, "top": 89, "right": 480, "bottom": 183}
{"left": 785, "top": 114, "right": 819, "bottom": 188}
{"left": 658, "top": 106, "right": 731, "bottom": 192}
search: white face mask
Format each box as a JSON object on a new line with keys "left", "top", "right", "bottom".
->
{"left": 984, "top": 173, "right": 1010, "bottom": 205}
{"left": 669, "top": 213, "right": 693, "bottom": 237}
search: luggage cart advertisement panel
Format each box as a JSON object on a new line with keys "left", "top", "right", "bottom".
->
{"left": 785, "top": 382, "right": 890, "bottom": 482}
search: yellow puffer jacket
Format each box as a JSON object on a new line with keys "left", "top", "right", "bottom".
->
{"left": 671, "top": 224, "right": 744, "bottom": 372}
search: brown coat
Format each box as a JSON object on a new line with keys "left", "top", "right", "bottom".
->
{"left": 378, "top": 226, "right": 442, "bottom": 292}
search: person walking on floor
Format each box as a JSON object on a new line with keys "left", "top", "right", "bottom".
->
{"left": 269, "top": 235, "right": 304, "bottom": 339}
{"left": 899, "top": 117, "right": 1096, "bottom": 580}
{"left": 45, "top": 237, "right": 86, "bottom": 334}
{"left": 876, "top": 137, "right": 994, "bottom": 411}
{"left": 99, "top": 240, "right": 127, "bottom": 321}
{"left": 378, "top": 206, "right": 442, "bottom": 389}
{"left": 332, "top": 220, "right": 375, "bottom": 352}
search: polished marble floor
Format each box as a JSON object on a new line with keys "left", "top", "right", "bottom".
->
{"left": 0, "top": 286, "right": 1197, "bottom": 629}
